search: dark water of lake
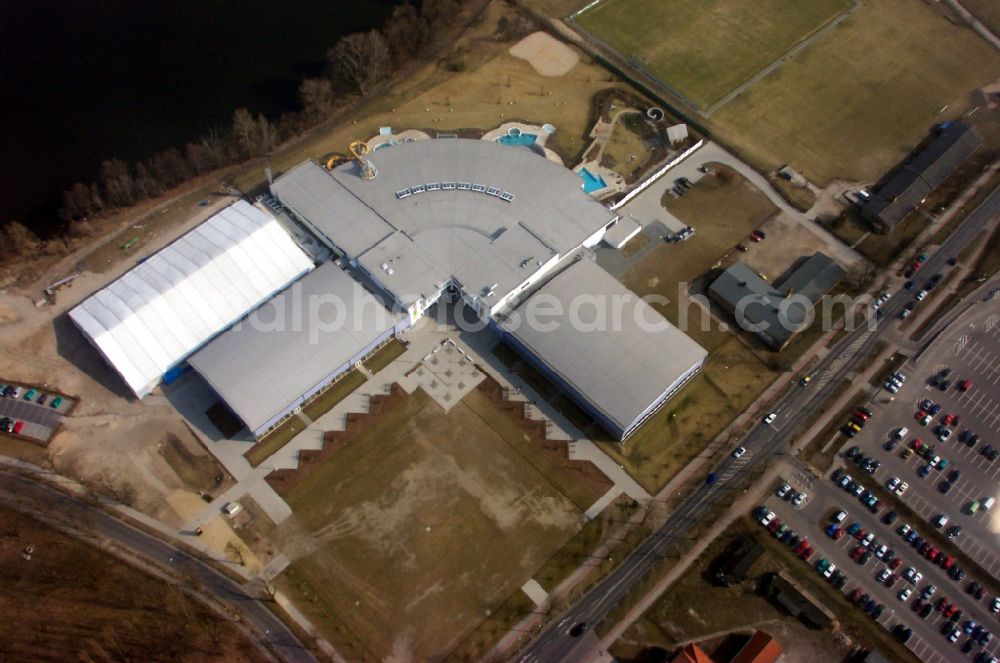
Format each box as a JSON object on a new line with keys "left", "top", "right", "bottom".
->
{"left": 1, "top": 0, "right": 400, "bottom": 232}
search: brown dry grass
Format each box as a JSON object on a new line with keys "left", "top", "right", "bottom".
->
{"left": 276, "top": 388, "right": 587, "bottom": 661}
{"left": 0, "top": 507, "right": 264, "bottom": 662}
{"left": 709, "top": 0, "right": 1000, "bottom": 183}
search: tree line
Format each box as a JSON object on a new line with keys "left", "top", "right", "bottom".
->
{"left": 2, "top": 0, "right": 466, "bottom": 263}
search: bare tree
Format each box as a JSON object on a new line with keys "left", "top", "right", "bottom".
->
{"left": 382, "top": 3, "right": 429, "bottom": 66}
{"left": 2, "top": 221, "right": 40, "bottom": 257}
{"left": 58, "top": 182, "right": 95, "bottom": 223}
{"left": 327, "top": 30, "right": 390, "bottom": 96}
{"left": 99, "top": 159, "right": 136, "bottom": 208}
{"left": 255, "top": 113, "right": 276, "bottom": 155}
{"left": 299, "top": 77, "right": 336, "bottom": 122}
{"left": 231, "top": 108, "right": 258, "bottom": 159}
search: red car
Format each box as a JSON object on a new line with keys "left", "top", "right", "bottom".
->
{"left": 854, "top": 528, "right": 867, "bottom": 541}
{"left": 798, "top": 546, "right": 813, "bottom": 561}
{"left": 959, "top": 379, "right": 972, "bottom": 392}
{"left": 833, "top": 528, "right": 846, "bottom": 540}
{"left": 943, "top": 413, "right": 957, "bottom": 426}
{"left": 912, "top": 439, "right": 923, "bottom": 451}
{"left": 890, "top": 557, "right": 903, "bottom": 570}
{"left": 940, "top": 555, "right": 955, "bottom": 570}
{"left": 795, "top": 538, "right": 811, "bottom": 554}
{"left": 855, "top": 410, "right": 871, "bottom": 421}
{"left": 851, "top": 546, "right": 866, "bottom": 561}
{"left": 767, "top": 518, "right": 782, "bottom": 533}
{"left": 926, "top": 548, "right": 939, "bottom": 562}
{"left": 12, "top": 420, "right": 23, "bottom": 434}
{"left": 937, "top": 597, "right": 951, "bottom": 612}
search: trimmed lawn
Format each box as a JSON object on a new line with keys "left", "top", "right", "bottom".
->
{"left": 301, "top": 370, "right": 367, "bottom": 421}
{"left": 245, "top": 414, "right": 306, "bottom": 467}
{"left": 277, "top": 389, "right": 583, "bottom": 661}
{"left": 362, "top": 338, "right": 407, "bottom": 374}
{"left": 575, "top": 0, "right": 852, "bottom": 108}
{"left": 709, "top": 0, "right": 1000, "bottom": 183}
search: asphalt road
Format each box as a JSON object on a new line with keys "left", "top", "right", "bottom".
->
{"left": 0, "top": 471, "right": 316, "bottom": 663}
{"left": 518, "top": 186, "right": 1000, "bottom": 662}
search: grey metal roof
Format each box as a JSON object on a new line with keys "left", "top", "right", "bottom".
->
{"left": 708, "top": 253, "right": 844, "bottom": 348}
{"left": 270, "top": 139, "right": 617, "bottom": 309}
{"left": 863, "top": 123, "right": 983, "bottom": 230}
{"left": 503, "top": 260, "right": 707, "bottom": 432}
{"left": 188, "top": 262, "right": 400, "bottom": 432}
{"left": 779, "top": 252, "right": 846, "bottom": 304}
{"left": 270, "top": 161, "right": 395, "bottom": 257}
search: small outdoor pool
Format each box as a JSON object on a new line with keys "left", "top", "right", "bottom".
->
{"left": 498, "top": 133, "right": 538, "bottom": 146}
{"left": 578, "top": 167, "right": 607, "bottom": 194}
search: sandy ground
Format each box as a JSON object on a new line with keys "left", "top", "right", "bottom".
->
{"left": 509, "top": 31, "right": 580, "bottom": 76}
{"left": 0, "top": 194, "right": 237, "bottom": 527}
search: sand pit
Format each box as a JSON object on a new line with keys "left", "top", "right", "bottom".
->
{"left": 509, "top": 31, "right": 579, "bottom": 76}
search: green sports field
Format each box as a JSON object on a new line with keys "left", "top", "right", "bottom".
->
{"left": 575, "top": 0, "right": 853, "bottom": 109}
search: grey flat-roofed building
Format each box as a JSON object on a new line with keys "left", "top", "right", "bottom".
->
{"left": 709, "top": 252, "right": 845, "bottom": 351}
{"left": 188, "top": 262, "right": 401, "bottom": 437}
{"left": 862, "top": 123, "right": 983, "bottom": 231}
{"left": 500, "top": 260, "right": 707, "bottom": 440}
{"left": 270, "top": 139, "right": 618, "bottom": 320}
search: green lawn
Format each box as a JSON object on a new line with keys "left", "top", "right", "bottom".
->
{"left": 709, "top": 0, "right": 1000, "bottom": 183}
{"left": 576, "top": 0, "right": 852, "bottom": 108}
{"left": 301, "top": 370, "right": 367, "bottom": 421}
{"left": 362, "top": 338, "right": 407, "bottom": 374}
{"left": 245, "top": 415, "right": 307, "bottom": 467}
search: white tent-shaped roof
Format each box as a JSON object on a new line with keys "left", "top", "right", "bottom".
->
{"left": 69, "top": 201, "right": 313, "bottom": 397}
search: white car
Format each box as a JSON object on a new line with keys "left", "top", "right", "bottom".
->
{"left": 875, "top": 544, "right": 888, "bottom": 559}
{"left": 792, "top": 492, "right": 806, "bottom": 507}
{"left": 823, "top": 563, "right": 836, "bottom": 578}
{"left": 886, "top": 477, "right": 900, "bottom": 491}
{"left": 760, "top": 511, "right": 775, "bottom": 527}
{"left": 919, "top": 414, "right": 932, "bottom": 426}
{"left": 776, "top": 483, "right": 792, "bottom": 498}
{"left": 877, "top": 567, "right": 891, "bottom": 582}
{"left": 895, "top": 482, "right": 908, "bottom": 496}
{"left": 732, "top": 446, "right": 747, "bottom": 458}
{"left": 764, "top": 413, "right": 777, "bottom": 424}
{"left": 991, "top": 597, "right": 1000, "bottom": 613}
{"left": 862, "top": 532, "right": 875, "bottom": 547}
{"left": 916, "top": 290, "right": 928, "bottom": 301}
{"left": 898, "top": 587, "right": 912, "bottom": 601}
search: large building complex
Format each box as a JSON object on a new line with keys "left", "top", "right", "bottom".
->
{"left": 68, "top": 201, "right": 313, "bottom": 398}
{"left": 73, "top": 136, "right": 708, "bottom": 441}
{"left": 271, "top": 139, "right": 620, "bottom": 323}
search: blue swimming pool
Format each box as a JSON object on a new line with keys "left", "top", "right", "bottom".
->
{"left": 578, "top": 167, "right": 607, "bottom": 194}
{"left": 498, "top": 133, "right": 538, "bottom": 146}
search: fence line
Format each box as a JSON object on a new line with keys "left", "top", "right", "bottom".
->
{"left": 610, "top": 139, "right": 704, "bottom": 211}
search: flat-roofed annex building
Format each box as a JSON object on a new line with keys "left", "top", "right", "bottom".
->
{"left": 188, "top": 262, "right": 403, "bottom": 437}
{"left": 68, "top": 201, "right": 314, "bottom": 398}
{"left": 499, "top": 260, "right": 707, "bottom": 440}
{"left": 270, "top": 138, "right": 620, "bottom": 324}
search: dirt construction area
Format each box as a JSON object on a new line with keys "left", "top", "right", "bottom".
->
{"left": 272, "top": 387, "right": 586, "bottom": 661}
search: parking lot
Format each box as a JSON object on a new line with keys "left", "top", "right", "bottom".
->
{"left": 833, "top": 300, "right": 1000, "bottom": 581}
{"left": 0, "top": 382, "right": 74, "bottom": 443}
{"left": 761, "top": 460, "right": 1000, "bottom": 663}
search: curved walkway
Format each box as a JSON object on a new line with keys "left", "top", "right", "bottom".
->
{"left": 617, "top": 140, "right": 866, "bottom": 269}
